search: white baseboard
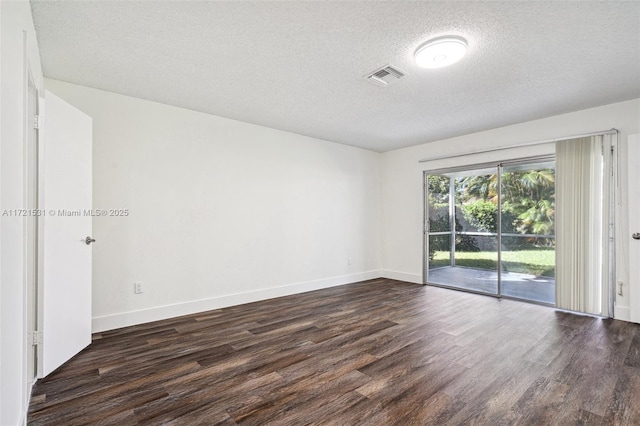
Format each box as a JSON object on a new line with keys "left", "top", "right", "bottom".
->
{"left": 380, "top": 269, "right": 423, "bottom": 284}
{"left": 92, "top": 270, "right": 381, "bottom": 332}
{"left": 614, "top": 305, "right": 631, "bottom": 322}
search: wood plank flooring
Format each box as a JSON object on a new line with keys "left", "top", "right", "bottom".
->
{"left": 28, "top": 279, "right": 640, "bottom": 425}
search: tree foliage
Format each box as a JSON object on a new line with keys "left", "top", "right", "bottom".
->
{"left": 427, "top": 176, "right": 480, "bottom": 259}
{"left": 428, "top": 167, "right": 555, "bottom": 251}
{"left": 458, "top": 168, "right": 555, "bottom": 242}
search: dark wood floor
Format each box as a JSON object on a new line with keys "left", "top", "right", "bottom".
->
{"left": 28, "top": 279, "right": 640, "bottom": 425}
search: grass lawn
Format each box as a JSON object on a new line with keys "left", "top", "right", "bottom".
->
{"left": 431, "top": 248, "right": 555, "bottom": 277}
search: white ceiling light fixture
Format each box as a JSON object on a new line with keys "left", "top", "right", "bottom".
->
{"left": 415, "top": 36, "right": 468, "bottom": 69}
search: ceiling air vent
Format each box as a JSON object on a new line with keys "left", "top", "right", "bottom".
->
{"left": 366, "top": 64, "right": 406, "bottom": 87}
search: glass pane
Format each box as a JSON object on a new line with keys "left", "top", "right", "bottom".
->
{"left": 454, "top": 235, "right": 498, "bottom": 272}
{"left": 428, "top": 234, "right": 451, "bottom": 270}
{"left": 500, "top": 162, "right": 556, "bottom": 304}
{"left": 455, "top": 174, "right": 499, "bottom": 233}
{"left": 500, "top": 162, "right": 555, "bottom": 235}
{"left": 428, "top": 234, "right": 499, "bottom": 295}
{"left": 427, "top": 175, "right": 450, "bottom": 232}
{"left": 452, "top": 235, "right": 499, "bottom": 295}
{"left": 500, "top": 236, "right": 555, "bottom": 304}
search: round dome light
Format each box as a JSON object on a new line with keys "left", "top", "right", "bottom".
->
{"left": 415, "top": 36, "right": 468, "bottom": 69}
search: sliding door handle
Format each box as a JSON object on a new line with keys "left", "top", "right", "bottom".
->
{"left": 633, "top": 233, "right": 640, "bottom": 240}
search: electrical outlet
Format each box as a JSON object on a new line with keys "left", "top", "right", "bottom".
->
{"left": 134, "top": 282, "right": 143, "bottom": 294}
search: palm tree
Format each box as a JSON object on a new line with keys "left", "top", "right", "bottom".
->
{"left": 517, "top": 199, "right": 555, "bottom": 235}
{"left": 458, "top": 168, "right": 555, "bottom": 238}
{"left": 458, "top": 173, "right": 498, "bottom": 203}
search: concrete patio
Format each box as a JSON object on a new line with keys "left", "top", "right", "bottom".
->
{"left": 427, "top": 266, "right": 555, "bottom": 305}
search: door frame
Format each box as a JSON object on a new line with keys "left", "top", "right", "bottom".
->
{"left": 24, "top": 45, "right": 41, "bottom": 397}
{"left": 628, "top": 134, "right": 640, "bottom": 323}
{"left": 36, "top": 91, "right": 47, "bottom": 379}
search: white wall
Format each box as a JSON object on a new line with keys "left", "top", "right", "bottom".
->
{"left": 0, "top": 1, "right": 44, "bottom": 424}
{"left": 44, "top": 79, "right": 382, "bottom": 332}
{"left": 39, "top": 79, "right": 640, "bottom": 331}
{"left": 380, "top": 98, "right": 640, "bottom": 321}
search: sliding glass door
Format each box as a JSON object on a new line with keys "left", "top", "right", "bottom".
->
{"left": 499, "top": 161, "right": 555, "bottom": 304}
{"left": 425, "top": 158, "right": 556, "bottom": 305}
{"left": 426, "top": 170, "right": 499, "bottom": 296}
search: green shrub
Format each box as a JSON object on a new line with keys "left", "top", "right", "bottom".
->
{"left": 462, "top": 201, "right": 497, "bottom": 232}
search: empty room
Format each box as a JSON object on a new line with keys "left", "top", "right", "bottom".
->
{"left": 2, "top": 0, "right": 640, "bottom": 424}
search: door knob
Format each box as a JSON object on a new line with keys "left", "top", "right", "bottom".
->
{"left": 85, "top": 236, "right": 96, "bottom": 245}
{"left": 633, "top": 233, "right": 640, "bottom": 240}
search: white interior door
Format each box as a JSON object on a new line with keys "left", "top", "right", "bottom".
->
{"left": 629, "top": 134, "right": 640, "bottom": 324}
{"left": 38, "top": 90, "right": 93, "bottom": 378}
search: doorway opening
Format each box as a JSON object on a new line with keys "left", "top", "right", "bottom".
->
{"left": 424, "top": 157, "right": 556, "bottom": 305}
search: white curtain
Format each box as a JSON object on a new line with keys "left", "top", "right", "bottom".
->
{"left": 555, "top": 135, "right": 613, "bottom": 316}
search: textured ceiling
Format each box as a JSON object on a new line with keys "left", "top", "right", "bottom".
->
{"left": 31, "top": 1, "right": 640, "bottom": 152}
